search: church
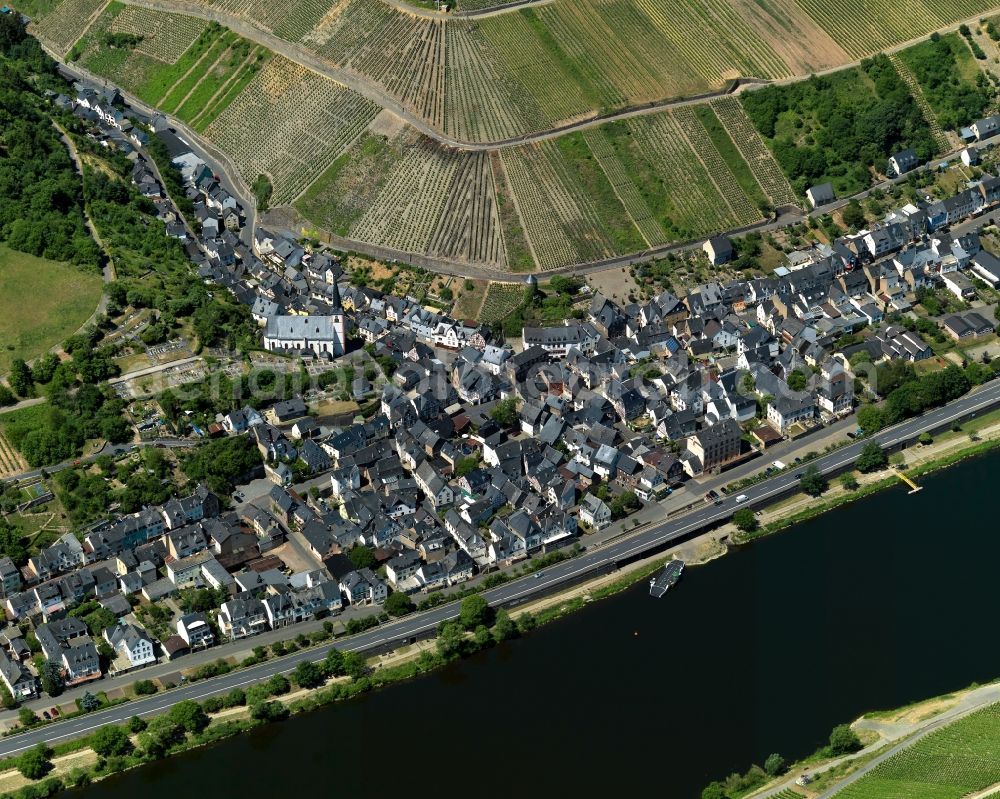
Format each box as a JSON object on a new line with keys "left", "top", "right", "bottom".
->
{"left": 262, "top": 284, "right": 346, "bottom": 358}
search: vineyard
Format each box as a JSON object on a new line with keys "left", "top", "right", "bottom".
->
{"left": 107, "top": 5, "right": 207, "bottom": 63}
{"left": 427, "top": 151, "right": 506, "bottom": 268}
{"left": 28, "top": 0, "right": 108, "bottom": 55}
{"left": 501, "top": 140, "right": 621, "bottom": 270}
{"left": 71, "top": 7, "right": 268, "bottom": 131}
{"left": 349, "top": 138, "right": 464, "bottom": 254}
{"left": 710, "top": 97, "right": 797, "bottom": 208}
{"left": 204, "top": 57, "right": 381, "bottom": 205}
{"left": 0, "top": 431, "right": 27, "bottom": 480}
{"left": 833, "top": 702, "right": 1000, "bottom": 799}
{"left": 478, "top": 282, "right": 528, "bottom": 325}
{"left": 795, "top": 0, "right": 998, "bottom": 59}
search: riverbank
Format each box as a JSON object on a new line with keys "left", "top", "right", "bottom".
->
{"left": 3, "top": 410, "right": 1000, "bottom": 797}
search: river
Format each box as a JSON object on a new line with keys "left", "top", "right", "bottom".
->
{"left": 76, "top": 450, "right": 1000, "bottom": 798}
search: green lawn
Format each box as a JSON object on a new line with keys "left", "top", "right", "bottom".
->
{"left": 0, "top": 245, "right": 103, "bottom": 375}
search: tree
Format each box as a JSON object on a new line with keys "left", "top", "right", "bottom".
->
{"left": 786, "top": 369, "right": 808, "bottom": 391}
{"left": 855, "top": 441, "right": 888, "bottom": 473}
{"left": 16, "top": 744, "right": 52, "bottom": 780}
{"left": 79, "top": 691, "right": 101, "bottom": 712}
{"left": 436, "top": 621, "right": 466, "bottom": 660}
{"left": 291, "top": 661, "right": 325, "bottom": 690}
{"left": 733, "top": 508, "right": 758, "bottom": 533}
{"left": 341, "top": 651, "right": 367, "bottom": 680}
{"left": 454, "top": 455, "right": 480, "bottom": 478}
{"left": 799, "top": 464, "right": 828, "bottom": 497}
{"left": 348, "top": 545, "right": 376, "bottom": 571}
{"left": 384, "top": 591, "right": 414, "bottom": 617}
{"left": 701, "top": 782, "right": 726, "bottom": 799}
{"left": 325, "top": 647, "right": 344, "bottom": 675}
{"left": 138, "top": 716, "right": 185, "bottom": 758}
{"left": 764, "top": 753, "right": 786, "bottom": 776}
{"left": 168, "top": 700, "right": 209, "bottom": 734}
{"left": 829, "top": 724, "right": 862, "bottom": 755}
{"left": 842, "top": 199, "right": 866, "bottom": 229}
{"left": 918, "top": 432, "right": 933, "bottom": 445}
{"left": 840, "top": 473, "right": 860, "bottom": 491}
{"left": 127, "top": 716, "right": 147, "bottom": 733}
{"left": 89, "top": 725, "right": 133, "bottom": 758}
{"left": 491, "top": 609, "right": 517, "bottom": 643}
{"left": 17, "top": 707, "right": 37, "bottom": 727}
{"left": 8, "top": 359, "right": 33, "bottom": 398}
{"left": 490, "top": 397, "right": 518, "bottom": 427}
{"left": 132, "top": 678, "right": 157, "bottom": 696}
{"left": 856, "top": 404, "right": 887, "bottom": 434}
{"left": 459, "top": 595, "right": 491, "bottom": 630}
{"left": 250, "top": 700, "right": 288, "bottom": 722}
{"left": 40, "top": 660, "right": 63, "bottom": 696}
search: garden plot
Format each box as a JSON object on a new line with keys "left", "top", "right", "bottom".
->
{"left": 478, "top": 282, "right": 529, "bottom": 325}
{"left": 107, "top": 5, "right": 207, "bottom": 63}
{"left": 710, "top": 97, "right": 797, "bottom": 207}
{"left": 204, "top": 57, "right": 380, "bottom": 205}
{"left": 427, "top": 151, "right": 507, "bottom": 268}
{"left": 29, "top": 0, "right": 107, "bottom": 55}
{"left": 0, "top": 431, "right": 28, "bottom": 479}
{"left": 349, "top": 138, "right": 463, "bottom": 253}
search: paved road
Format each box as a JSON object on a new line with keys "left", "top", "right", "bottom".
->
{"left": 2, "top": 381, "right": 998, "bottom": 757}
{"left": 1, "top": 439, "right": 195, "bottom": 485}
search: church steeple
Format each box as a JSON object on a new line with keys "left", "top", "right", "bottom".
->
{"left": 330, "top": 272, "right": 344, "bottom": 312}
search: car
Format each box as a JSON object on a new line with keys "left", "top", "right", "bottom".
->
{"left": 794, "top": 472, "right": 803, "bottom": 479}
{"left": 735, "top": 494, "right": 748, "bottom": 503}
{"left": 713, "top": 498, "right": 724, "bottom": 506}
{"left": 534, "top": 572, "right": 544, "bottom": 579}
{"left": 42, "top": 711, "right": 50, "bottom": 720}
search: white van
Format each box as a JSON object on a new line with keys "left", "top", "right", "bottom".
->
{"left": 735, "top": 494, "right": 749, "bottom": 503}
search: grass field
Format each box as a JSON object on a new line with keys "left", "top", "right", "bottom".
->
{"left": 0, "top": 246, "right": 103, "bottom": 375}
{"left": 833, "top": 702, "right": 1000, "bottom": 798}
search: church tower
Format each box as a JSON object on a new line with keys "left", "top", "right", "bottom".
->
{"left": 330, "top": 276, "right": 346, "bottom": 357}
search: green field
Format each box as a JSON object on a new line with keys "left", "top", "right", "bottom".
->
{"left": 0, "top": 246, "right": 103, "bottom": 375}
{"left": 833, "top": 703, "right": 1000, "bottom": 798}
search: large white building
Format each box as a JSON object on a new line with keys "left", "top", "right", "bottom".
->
{"left": 263, "top": 285, "right": 346, "bottom": 357}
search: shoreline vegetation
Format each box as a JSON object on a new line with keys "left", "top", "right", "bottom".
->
{"left": 2, "top": 417, "right": 1000, "bottom": 796}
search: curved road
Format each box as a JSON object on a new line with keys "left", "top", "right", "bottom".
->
{"left": 2, "top": 380, "right": 999, "bottom": 757}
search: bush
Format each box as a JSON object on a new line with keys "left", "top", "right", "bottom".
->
{"left": 829, "top": 723, "right": 863, "bottom": 755}
{"left": 127, "top": 715, "right": 147, "bottom": 733}
{"left": 17, "top": 745, "right": 53, "bottom": 780}
{"left": 132, "top": 679, "right": 157, "bottom": 696}
{"left": 249, "top": 700, "right": 288, "bottom": 722}
{"left": 223, "top": 688, "right": 246, "bottom": 708}
{"left": 201, "top": 696, "right": 224, "bottom": 714}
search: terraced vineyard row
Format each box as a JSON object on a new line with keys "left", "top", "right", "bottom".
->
{"left": 710, "top": 97, "right": 797, "bottom": 207}
{"left": 28, "top": 0, "right": 108, "bottom": 55}
{"left": 834, "top": 702, "right": 1000, "bottom": 799}
{"left": 308, "top": 0, "right": 447, "bottom": 131}
{"left": 427, "top": 151, "right": 506, "bottom": 268}
{"left": 672, "top": 106, "right": 761, "bottom": 226}
{"left": 795, "top": 0, "right": 997, "bottom": 59}
{"left": 208, "top": 0, "right": 334, "bottom": 41}
{"left": 204, "top": 57, "right": 380, "bottom": 205}
{"left": 349, "top": 139, "right": 463, "bottom": 253}
{"left": 444, "top": 21, "right": 536, "bottom": 142}
{"left": 0, "top": 431, "right": 28, "bottom": 480}
{"left": 108, "top": 4, "right": 207, "bottom": 63}
{"left": 501, "top": 141, "right": 624, "bottom": 270}
{"left": 582, "top": 129, "right": 668, "bottom": 248}
{"left": 623, "top": 114, "right": 741, "bottom": 238}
